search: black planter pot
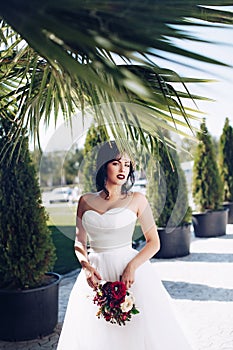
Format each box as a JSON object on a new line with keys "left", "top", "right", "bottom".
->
{"left": 223, "top": 202, "right": 233, "bottom": 224}
{"left": 154, "top": 224, "right": 191, "bottom": 259}
{"left": 0, "top": 272, "right": 61, "bottom": 341}
{"left": 192, "top": 209, "right": 228, "bottom": 238}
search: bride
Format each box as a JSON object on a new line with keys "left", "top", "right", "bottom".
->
{"left": 57, "top": 140, "right": 193, "bottom": 350}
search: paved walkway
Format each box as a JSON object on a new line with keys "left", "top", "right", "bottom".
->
{"left": 1, "top": 225, "right": 233, "bottom": 350}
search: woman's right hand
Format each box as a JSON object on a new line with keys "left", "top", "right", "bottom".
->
{"left": 83, "top": 265, "right": 102, "bottom": 289}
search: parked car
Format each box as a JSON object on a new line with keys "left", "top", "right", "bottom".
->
{"left": 49, "top": 187, "right": 73, "bottom": 204}
{"left": 131, "top": 179, "right": 147, "bottom": 195}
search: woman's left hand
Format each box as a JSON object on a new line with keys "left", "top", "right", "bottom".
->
{"left": 120, "top": 263, "right": 136, "bottom": 289}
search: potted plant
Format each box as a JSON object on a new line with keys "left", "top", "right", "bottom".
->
{"left": 147, "top": 133, "right": 192, "bottom": 259}
{"left": 219, "top": 117, "right": 233, "bottom": 224}
{"left": 192, "top": 121, "right": 228, "bottom": 237}
{"left": 0, "top": 119, "right": 60, "bottom": 341}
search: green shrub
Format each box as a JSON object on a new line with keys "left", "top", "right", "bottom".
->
{"left": 192, "top": 121, "right": 223, "bottom": 212}
{"left": 219, "top": 117, "right": 233, "bottom": 202}
{"left": 147, "top": 134, "right": 191, "bottom": 228}
{"left": 82, "top": 124, "right": 109, "bottom": 192}
{"left": 0, "top": 120, "right": 56, "bottom": 289}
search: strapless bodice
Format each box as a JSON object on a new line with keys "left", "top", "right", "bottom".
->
{"left": 82, "top": 207, "right": 137, "bottom": 252}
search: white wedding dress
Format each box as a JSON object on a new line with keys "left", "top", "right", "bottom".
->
{"left": 57, "top": 207, "right": 193, "bottom": 350}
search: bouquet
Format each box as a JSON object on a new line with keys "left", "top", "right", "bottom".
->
{"left": 93, "top": 281, "right": 139, "bottom": 326}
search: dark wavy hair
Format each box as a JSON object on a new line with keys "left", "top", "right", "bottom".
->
{"left": 95, "top": 141, "right": 135, "bottom": 199}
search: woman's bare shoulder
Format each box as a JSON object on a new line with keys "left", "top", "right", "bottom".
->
{"left": 78, "top": 192, "right": 100, "bottom": 209}
{"left": 131, "top": 191, "right": 147, "bottom": 202}
{"left": 130, "top": 191, "right": 148, "bottom": 212}
{"left": 80, "top": 192, "right": 98, "bottom": 200}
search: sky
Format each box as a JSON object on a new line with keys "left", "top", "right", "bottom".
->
{"left": 36, "top": 11, "right": 233, "bottom": 152}
{"left": 163, "top": 20, "right": 233, "bottom": 139}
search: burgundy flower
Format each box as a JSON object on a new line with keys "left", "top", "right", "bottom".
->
{"left": 102, "top": 281, "right": 126, "bottom": 303}
{"left": 93, "top": 280, "right": 139, "bottom": 326}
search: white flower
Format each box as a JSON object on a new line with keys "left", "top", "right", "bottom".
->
{"left": 120, "top": 293, "right": 135, "bottom": 313}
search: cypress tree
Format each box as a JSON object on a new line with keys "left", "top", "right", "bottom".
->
{"left": 0, "top": 119, "right": 56, "bottom": 289}
{"left": 192, "top": 121, "right": 223, "bottom": 212}
{"left": 63, "top": 147, "right": 84, "bottom": 185}
{"left": 219, "top": 117, "right": 233, "bottom": 202}
{"left": 147, "top": 133, "right": 191, "bottom": 228}
{"left": 82, "top": 124, "right": 109, "bottom": 192}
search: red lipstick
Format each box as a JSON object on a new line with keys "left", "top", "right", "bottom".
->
{"left": 117, "top": 174, "right": 125, "bottom": 180}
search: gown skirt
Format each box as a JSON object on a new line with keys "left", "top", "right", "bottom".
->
{"left": 57, "top": 244, "right": 193, "bottom": 350}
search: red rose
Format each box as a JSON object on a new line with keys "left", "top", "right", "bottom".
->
{"left": 102, "top": 281, "right": 126, "bottom": 303}
{"left": 111, "top": 281, "right": 127, "bottom": 301}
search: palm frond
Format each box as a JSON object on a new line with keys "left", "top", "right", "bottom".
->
{"left": 1, "top": 1, "right": 233, "bottom": 152}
